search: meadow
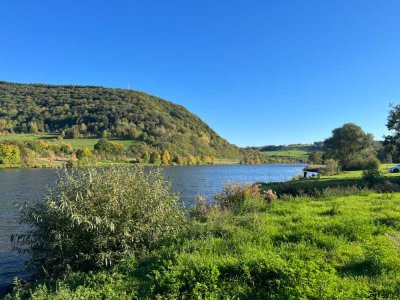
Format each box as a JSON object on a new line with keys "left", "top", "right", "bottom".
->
{"left": 262, "top": 149, "right": 309, "bottom": 160}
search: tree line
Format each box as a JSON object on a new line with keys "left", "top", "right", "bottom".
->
{"left": 0, "top": 81, "right": 240, "bottom": 159}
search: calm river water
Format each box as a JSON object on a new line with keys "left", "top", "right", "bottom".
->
{"left": 0, "top": 164, "right": 305, "bottom": 294}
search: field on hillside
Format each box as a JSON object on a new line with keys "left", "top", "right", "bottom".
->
{"left": 263, "top": 149, "right": 309, "bottom": 160}
{"left": 9, "top": 190, "right": 400, "bottom": 299}
{"left": 0, "top": 133, "right": 137, "bottom": 150}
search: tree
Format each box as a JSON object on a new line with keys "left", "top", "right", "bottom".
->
{"left": 308, "top": 151, "right": 323, "bottom": 164}
{"left": 161, "top": 150, "right": 171, "bottom": 165}
{"left": 173, "top": 155, "right": 184, "bottom": 165}
{"left": 384, "top": 104, "right": 400, "bottom": 161}
{"left": 324, "top": 123, "right": 378, "bottom": 170}
{"left": 149, "top": 151, "right": 161, "bottom": 164}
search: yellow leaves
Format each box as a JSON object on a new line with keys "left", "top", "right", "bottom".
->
{"left": 0, "top": 142, "right": 21, "bottom": 164}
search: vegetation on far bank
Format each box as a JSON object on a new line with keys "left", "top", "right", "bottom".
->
{"left": 0, "top": 81, "right": 241, "bottom": 160}
{"left": 6, "top": 166, "right": 400, "bottom": 299}
{"left": 0, "top": 133, "right": 307, "bottom": 168}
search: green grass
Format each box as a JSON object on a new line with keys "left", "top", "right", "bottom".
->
{"left": 9, "top": 192, "right": 400, "bottom": 299}
{"left": 320, "top": 164, "right": 398, "bottom": 179}
{"left": 214, "top": 158, "right": 241, "bottom": 165}
{"left": 0, "top": 133, "right": 137, "bottom": 150}
{"left": 262, "top": 150, "right": 309, "bottom": 160}
{"left": 0, "top": 133, "right": 57, "bottom": 142}
{"left": 261, "top": 164, "right": 400, "bottom": 196}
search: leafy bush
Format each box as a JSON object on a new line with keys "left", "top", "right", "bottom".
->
{"left": 13, "top": 166, "right": 185, "bottom": 275}
{"left": 362, "top": 169, "right": 384, "bottom": 187}
{"left": 75, "top": 147, "right": 95, "bottom": 164}
{"left": 214, "top": 183, "right": 261, "bottom": 212}
{"left": 0, "top": 142, "right": 21, "bottom": 164}
{"left": 346, "top": 155, "right": 380, "bottom": 171}
{"left": 94, "top": 139, "right": 124, "bottom": 156}
{"left": 190, "top": 196, "right": 209, "bottom": 222}
{"left": 320, "top": 159, "right": 340, "bottom": 175}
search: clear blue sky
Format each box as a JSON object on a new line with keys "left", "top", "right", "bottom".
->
{"left": 1, "top": 1, "right": 399, "bottom": 147}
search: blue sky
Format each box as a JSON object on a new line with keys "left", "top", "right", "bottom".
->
{"left": 1, "top": 1, "right": 400, "bottom": 147}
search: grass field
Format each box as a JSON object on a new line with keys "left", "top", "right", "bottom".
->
{"left": 262, "top": 164, "right": 400, "bottom": 196}
{"left": 9, "top": 191, "right": 400, "bottom": 299}
{"left": 320, "top": 164, "right": 398, "bottom": 179}
{"left": 262, "top": 150, "right": 309, "bottom": 160}
{"left": 0, "top": 133, "right": 137, "bottom": 150}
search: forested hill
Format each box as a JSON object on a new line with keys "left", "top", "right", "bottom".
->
{"left": 0, "top": 81, "right": 240, "bottom": 158}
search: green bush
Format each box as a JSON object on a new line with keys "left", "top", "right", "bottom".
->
{"left": 214, "top": 183, "right": 262, "bottom": 212}
{"left": 0, "top": 142, "right": 21, "bottom": 164}
{"left": 320, "top": 159, "right": 340, "bottom": 175}
{"left": 94, "top": 139, "right": 124, "bottom": 156}
{"left": 362, "top": 169, "right": 384, "bottom": 187}
{"left": 345, "top": 155, "right": 380, "bottom": 171}
{"left": 13, "top": 166, "right": 185, "bottom": 275}
{"left": 75, "top": 147, "right": 95, "bottom": 164}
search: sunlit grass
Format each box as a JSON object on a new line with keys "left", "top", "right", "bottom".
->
{"left": 262, "top": 150, "right": 309, "bottom": 160}
{"left": 9, "top": 191, "right": 400, "bottom": 299}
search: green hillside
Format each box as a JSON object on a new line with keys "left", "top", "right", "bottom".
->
{"left": 0, "top": 81, "right": 240, "bottom": 159}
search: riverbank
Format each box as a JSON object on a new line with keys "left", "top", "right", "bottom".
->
{"left": 6, "top": 185, "right": 400, "bottom": 299}
{"left": 261, "top": 164, "right": 400, "bottom": 196}
{"left": 6, "top": 164, "right": 400, "bottom": 299}
{"left": 0, "top": 133, "right": 306, "bottom": 169}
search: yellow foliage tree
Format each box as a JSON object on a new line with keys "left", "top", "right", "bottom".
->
{"left": 161, "top": 150, "right": 171, "bottom": 165}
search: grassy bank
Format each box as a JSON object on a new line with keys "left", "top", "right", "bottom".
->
{"left": 261, "top": 164, "right": 400, "bottom": 196}
{"left": 7, "top": 188, "right": 400, "bottom": 299}
{"left": 5, "top": 164, "right": 400, "bottom": 299}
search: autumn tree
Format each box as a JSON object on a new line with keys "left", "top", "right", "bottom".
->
{"left": 161, "top": 150, "right": 171, "bottom": 165}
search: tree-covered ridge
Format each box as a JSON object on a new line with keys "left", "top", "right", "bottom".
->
{"left": 0, "top": 81, "right": 240, "bottom": 158}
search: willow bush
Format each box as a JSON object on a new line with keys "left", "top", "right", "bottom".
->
{"left": 214, "top": 183, "right": 262, "bottom": 212}
{"left": 13, "top": 166, "right": 185, "bottom": 275}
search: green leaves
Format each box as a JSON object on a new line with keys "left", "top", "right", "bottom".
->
{"left": 14, "top": 166, "right": 186, "bottom": 275}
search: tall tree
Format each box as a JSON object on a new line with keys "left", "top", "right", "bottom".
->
{"left": 384, "top": 104, "right": 400, "bottom": 162}
{"left": 324, "top": 123, "right": 377, "bottom": 170}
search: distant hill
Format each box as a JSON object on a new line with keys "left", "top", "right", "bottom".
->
{"left": 0, "top": 81, "right": 240, "bottom": 159}
{"left": 257, "top": 143, "right": 325, "bottom": 153}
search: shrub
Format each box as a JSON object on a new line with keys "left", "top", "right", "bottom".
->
{"left": 264, "top": 189, "right": 278, "bottom": 203}
{"left": 0, "top": 142, "right": 21, "bottom": 164}
{"left": 75, "top": 147, "right": 95, "bottom": 164}
{"left": 374, "top": 181, "right": 400, "bottom": 193}
{"left": 362, "top": 169, "right": 384, "bottom": 187}
{"left": 20, "top": 148, "right": 37, "bottom": 167}
{"left": 94, "top": 139, "right": 124, "bottom": 156}
{"left": 190, "top": 196, "right": 209, "bottom": 222}
{"left": 13, "top": 166, "right": 185, "bottom": 275}
{"left": 214, "top": 183, "right": 261, "bottom": 212}
{"left": 61, "top": 143, "right": 74, "bottom": 155}
{"left": 346, "top": 155, "right": 380, "bottom": 171}
{"left": 320, "top": 159, "right": 340, "bottom": 175}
